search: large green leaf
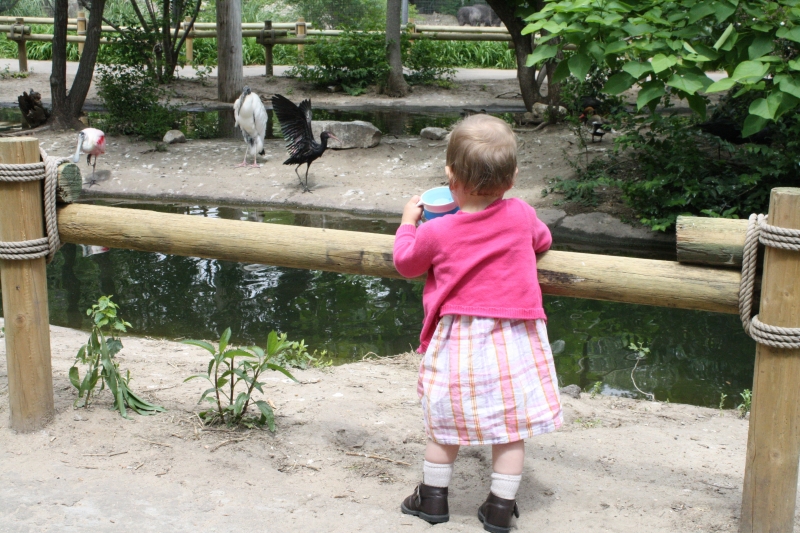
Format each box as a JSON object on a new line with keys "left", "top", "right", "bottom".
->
{"left": 778, "top": 76, "right": 800, "bottom": 99}
{"left": 731, "top": 61, "right": 768, "bottom": 81}
{"left": 777, "top": 26, "right": 800, "bottom": 43}
{"left": 526, "top": 45, "right": 559, "bottom": 67}
{"left": 604, "top": 41, "right": 629, "bottom": 55}
{"left": 651, "top": 54, "right": 678, "bottom": 73}
{"left": 687, "top": 94, "right": 707, "bottom": 119}
{"left": 666, "top": 74, "right": 703, "bottom": 95}
{"left": 602, "top": 72, "right": 636, "bottom": 94}
{"left": 713, "top": 1, "right": 736, "bottom": 23}
{"left": 181, "top": 339, "right": 215, "bottom": 354}
{"left": 741, "top": 114, "right": 768, "bottom": 138}
{"left": 748, "top": 93, "right": 782, "bottom": 120}
{"left": 705, "top": 77, "right": 736, "bottom": 93}
{"left": 69, "top": 366, "right": 81, "bottom": 390}
{"left": 637, "top": 81, "right": 666, "bottom": 110}
{"left": 219, "top": 328, "right": 231, "bottom": 354}
{"left": 255, "top": 400, "right": 276, "bottom": 432}
{"left": 622, "top": 61, "right": 652, "bottom": 79}
{"left": 713, "top": 23, "right": 734, "bottom": 50}
{"left": 748, "top": 34, "right": 773, "bottom": 60}
{"left": 688, "top": 1, "right": 715, "bottom": 23}
{"left": 266, "top": 363, "right": 298, "bottom": 382}
{"left": 551, "top": 60, "right": 572, "bottom": 84}
{"left": 568, "top": 53, "right": 591, "bottom": 80}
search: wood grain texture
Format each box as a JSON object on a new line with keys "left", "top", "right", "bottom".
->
{"left": 0, "top": 137, "right": 55, "bottom": 432}
{"left": 56, "top": 162, "right": 82, "bottom": 204}
{"left": 57, "top": 203, "right": 742, "bottom": 315}
{"left": 676, "top": 216, "right": 748, "bottom": 267}
{"left": 740, "top": 188, "right": 800, "bottom": 533}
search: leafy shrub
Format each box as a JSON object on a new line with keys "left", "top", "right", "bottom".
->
{"left": 287, "top": 32, "right": 390, "bottom": 94}
{"left": 552, "top": 94, "right": 800, "bottom": 231}
{"left": 183, "top": 328, "right": 303, "bottom": 430}
{"left": 96, "top": 64, "right": 180, "bottom": 140}
{"left": 70, "top": 296, "right": 165, "bottom": 418}
{"left": 405, "top": 38, "right": 455, "bottom": 85}
{"left": 295, "top": 0, "right": 386, "bottom": 30}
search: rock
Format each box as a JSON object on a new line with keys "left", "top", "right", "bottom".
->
{"left": 532, "top": 102, "right": 567, "bottom": 119}
{"left": 420, "top": 127, "right": 448, "bottom": 141}
{"left": 326, "top": 85, "right": 342, "bottom": 93}
{"left": 560, "top": 384, "right": 581, "bottom": 399}
{"left": 312, "top": 120, "right": 381, "bottom": 149}
{"left": 163, "top": 130, "right": 186, "bottom": 144}
{"left": 549, "top": 339, "right": 566, "bottom": 354}
{"left": 555, "top": 212, "right": 675, "bottom": 256}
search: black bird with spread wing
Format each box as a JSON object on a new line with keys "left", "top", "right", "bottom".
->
{"left": 271, "top": 94, "right": 340, "bottom": 193}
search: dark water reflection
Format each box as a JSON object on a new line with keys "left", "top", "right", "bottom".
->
{"left": 1, "top": 201, "right": 755, "bottom": 408}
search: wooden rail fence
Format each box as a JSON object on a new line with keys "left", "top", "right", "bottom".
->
{"left": 2, "top": 14, "right": 521, "bottom": 76}
{"left": 1, "top": 137, "right": 798, "bottom": 532}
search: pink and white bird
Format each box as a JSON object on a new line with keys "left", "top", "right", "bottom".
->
{"left": 73, "top": 127, "right": 106, "bottom": 185}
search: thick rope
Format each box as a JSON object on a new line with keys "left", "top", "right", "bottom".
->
{"left": 739, "top": 213, "right": 800, "bottom": 349}
{"left": 0, "top": 147, "right": 68, "bottom": 263}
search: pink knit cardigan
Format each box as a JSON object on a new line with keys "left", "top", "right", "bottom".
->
{"left": 393, "top": 197, "right": 552, "bottom": 352}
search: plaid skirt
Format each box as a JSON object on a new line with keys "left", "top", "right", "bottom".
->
{"left": 418, "top": 315, "right": 562, "bottom": 446}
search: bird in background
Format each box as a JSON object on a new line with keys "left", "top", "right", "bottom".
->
{"left": 233, "top": 86, "right": 268, "bottom": 168}
{"left": 271, "top": 93, "right": 340, "bottom": 193}
{"left": 579, "top": 107, "right": 608, "bottom": 142}
{"left": 73, "top": 127, "right": 106, "bottom": 185}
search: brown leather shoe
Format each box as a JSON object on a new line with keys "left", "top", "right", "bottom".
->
{"left": 400, "top": 483, "right": 449, "bottom": 524}
{"left": 477, "top": 492, "right": 520, "bottom": 533}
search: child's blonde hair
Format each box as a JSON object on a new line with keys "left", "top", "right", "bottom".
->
{"left": 446, "top": 114, "right": 517, "bottom": 196}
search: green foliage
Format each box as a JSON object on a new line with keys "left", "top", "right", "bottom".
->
{"left": 551, "top": 86, "right": 800, "bottom": 231}
{"left": 183, "top": 328, "right": 302, "bottom": 430}
{"left": 96, "top": 64, "right": 180, "bottom": 140}
{"left": 525, "top": 0, "right": 800, "bottom": 134}
{"left": 295, "top": 0, "right": 386, "bottom": 30}
{"left": 588, "top": 380, "right": 602, "bottom": 398}
{"left": 718, "top": 391, "right": 728, "bottom": 411}
{"left": 287, "top": 32, "right": 389, "bottom": 93}
{"left": 69, "top": 296, "right": 165, "bottom": 418}
{"left": 287, "top": 32, "right": 456, "bottom": 93}
{"left": 0, "top": 64, "right": 27, "bottom": 79}
{"left": 737, "top": 389, "right": 752, "bottom": 418}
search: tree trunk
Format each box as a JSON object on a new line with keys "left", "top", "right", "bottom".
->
{"left": 217, "top": 0, "right": 243, "bottom": 137}
{"left": 49, "top": 0, "right": 105, "bottom": 130}
{"left": 49, "top": 0, "right": 70, "bottom": 129}
{"left": 217, "top": 0, "right": 243, "bottom": 103}
{"left": 485, "top": 0, "right": 541, "bottom": 112}
{"left": 385, "top": 0, "right": 409, "bottom": 97}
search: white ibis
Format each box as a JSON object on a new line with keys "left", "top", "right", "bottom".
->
{"left": 271, "top": 94, "right": 340, "bottom": 193}
{"left": 73, "top": 128, "right": 106, "bottom": 185}
{"left": 233, "top": 86, "right": 268, "bottom": 168}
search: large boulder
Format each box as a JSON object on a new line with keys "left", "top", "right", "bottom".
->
{"left": 311, "top": 120, "right": 381, "bottom": 149}
{"left": 163, "top": 130, "right": 186, "bottom": 144}
{"left": 420, "top": 127, "right": 448, "bottom": 140}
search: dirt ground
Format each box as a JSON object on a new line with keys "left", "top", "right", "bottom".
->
{"left": 0, "top": 61, "right": 631, "bottom": 220}
{"left": 1, "top": 319, "right": 778, "bottom": 533}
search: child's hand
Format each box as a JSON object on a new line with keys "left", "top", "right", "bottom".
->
{"left": 402, "top": 195, "right": 423, "bottom": 226}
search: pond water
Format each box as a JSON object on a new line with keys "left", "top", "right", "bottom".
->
{"left": 0, "top": 201, "right": 755, "bottom": 409}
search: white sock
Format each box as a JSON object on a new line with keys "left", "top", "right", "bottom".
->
{"left": 490, "top": 472, "right": 522, "bottom": 500}
{"left": 423, "top": 460, "right": 454, "bottom": 488}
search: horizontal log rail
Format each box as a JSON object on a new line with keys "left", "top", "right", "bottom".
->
{"left": 57, "top": 204, "right": 741, "bottom": 316}
{"left": 676, "top": 215, "right": 748, "bottom": 267}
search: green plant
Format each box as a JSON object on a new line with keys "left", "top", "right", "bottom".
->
{"left": 627, "top": 339, "right": 654, "bottom": 401}
{"left": 69, "top": 296, "right": 165, "bottom": 418}
{"left": 737, "top": 389, "right": 752, "bottom": 418}
{"left": 0, "top": 64, "right": 27, "bottom": 79}
{"left": 96, "top": 64, "right": 180, "bottom": 140}
{"left": 588, "top": 380, "right": 603, "bottom": 398}
{"left": 183, "top": 328, "right": 302, "bottom": 430}
{"left": 295, "top": 0, "right": 386, "bottom": 30}
{"left": 719, "top": 392, "right": 728, "bottom": 412}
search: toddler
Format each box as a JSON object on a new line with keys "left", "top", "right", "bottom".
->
{"left": 393, "top": 114, "right": 562, "bottom": 533}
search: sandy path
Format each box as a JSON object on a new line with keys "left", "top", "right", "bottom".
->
{"left": 1, "top": 319, "right": 787, "bottom": 533}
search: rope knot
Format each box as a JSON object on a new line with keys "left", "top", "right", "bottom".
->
{"left": 0, "top": 147, "right": 69, "bottom": 263}
{"left": 739, "top": 213, "right": 800, "bottom": 349}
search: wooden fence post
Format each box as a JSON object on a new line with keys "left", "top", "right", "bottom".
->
{"left": 295, "top": 17, "right": 306, "bottom": 59}
{"left": 76, "top": 11, "right": 86, "bottom": 56}
{"left": 13, "top": 17, "right": 27, "bottom": 73}
{"left": 184, "top": 16, "right": 193, "bottom": 62}
{"left": 0, "top": 138, "right": 55, "bottom": 432}
{"left": 739, "top": 188, "right": 800, "bottom": 533}
{"left": 263, "top": 20, "right": 273, "bottom": 77}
